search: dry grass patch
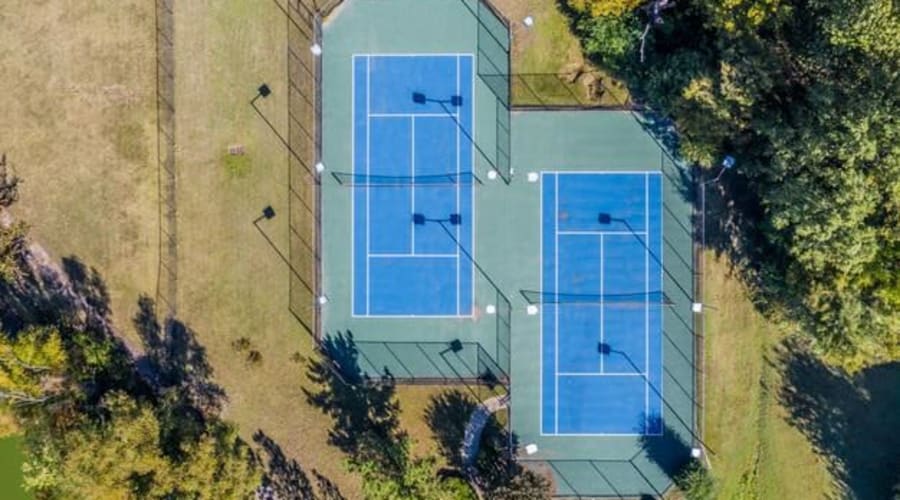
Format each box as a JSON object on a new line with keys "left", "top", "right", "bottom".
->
{"left": 704, "top": 253, "right": 834, "bottom": 498}
{"left": 0, "top": 1, "right": 158, "bottom": 348}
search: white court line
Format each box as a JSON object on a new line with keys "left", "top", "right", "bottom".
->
{"left": 600, "top": 233, "right": 604, "bottom": 374}
{"left": 350, "top": 56, "right": 356, "bottom": 315}
{"left": 368, "top": 253, "right": 457, "bottom": 258}
{"left": 364, "top": 52, "right": 472, "bottom": 58}
{"left": 554, "top": 170, "right": 659, "bottom": 176}
{"left": 541, "top": 431, "right": 660, "bottom": 437}
{"left": 554, "top": 173, "right": 560, "bottom": 434}
{"left": 468, "top": 54, "right": 475, "bottom": 316}
{"left": 365, "top": 55, "right": 372, "bottom": 316}
{"left": 539, "top": 173, "right": 544, "bottom": 433}
{"left": 558, "top": 372, "right": 646, "bottom": 377}
{"left": 658, "top": 172, "right": 665, "bottom": 425}
{"left": 351, "top": 313, "right": 474, "bottom": 319}
{"left": 369, "top": 112, "right": 458, "bottom": 118}
{"left": 645, "top": 172, "right": 650, "bottom": 431}
{"left": 558, "top": 230, "right": 647, "bottom": 236}
{"left": 411, "top": 116, "right": 416, "bottom": 255}
{"left": 455, "top": 55, "right": 461, "bottom": 316}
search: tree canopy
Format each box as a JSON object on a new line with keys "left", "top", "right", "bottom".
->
{"left": 568, "top": 0, "right": 900, "bottom": 370}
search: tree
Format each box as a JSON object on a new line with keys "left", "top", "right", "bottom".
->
{"left": 20, "top": 391, "right": 171, "bottom": 498}
{"left": 0, "top": 220, "right": 27, "bottom": 283}
{"left": 0, "top": 326, "right": 68, "bottom": 407}
{"left": 172, "top": 423, "right": 262, "bottom": 499}
{"left": 352, "top": 453, "right": 471, "bottom": 500}
{"left": 0, "top": 153, "right": 20, "bottom": 208}
{"left": 488, "top": 468, "right": 553, "bottom": 500}
{"left": 567, "top": 0, "right": 644, "bottom": 18}
{"left": 21, "top": 391, "right": 260, "bottom": 499}
{"left": 569, "top": 0, "right": 900, "bottom": 370}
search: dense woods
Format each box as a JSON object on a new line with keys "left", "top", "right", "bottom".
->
{"left": 568, "top": 0, "right": 899, "bottom": 370}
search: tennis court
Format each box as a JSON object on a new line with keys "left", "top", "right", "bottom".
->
{"left": 322, "top": 1, "right": 699, "bottom": 494}
{"left": 351, "top": 54, "right": 475, "bottom": 317}
{"left": 541, "top": 172, "right": 664, "bottom": 435}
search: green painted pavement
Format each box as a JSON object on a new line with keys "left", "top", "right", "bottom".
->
{"left": 320, "top": 1, "right": 697, "bottom": 496}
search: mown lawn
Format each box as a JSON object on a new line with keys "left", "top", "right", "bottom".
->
{"left": 703, "top": 253, "right": 834, "bottom": 498}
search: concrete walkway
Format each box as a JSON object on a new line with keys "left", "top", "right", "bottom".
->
{"left": 461, "top": 393, "right": 510, "bottom": 467}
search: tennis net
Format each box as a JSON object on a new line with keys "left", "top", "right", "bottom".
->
{"left": 331, "top": 171, "right": 481, "bottom": 186}
{"left": 520, "top": 290, "right": 672, "bottom": 306}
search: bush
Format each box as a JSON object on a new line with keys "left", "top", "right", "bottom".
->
{"left": 675, "top": 460, "right": 714, "bottom": 500}
{"left": 231, "top": 337, "right": 251, "bottom": 352}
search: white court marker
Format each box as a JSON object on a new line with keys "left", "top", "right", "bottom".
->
{"left": 310, "top": 43, "right": 322, "bottom": 56}
{"left": 524, "top": 16, "right": 534, "bottom": 27}
{"left": 318, "top": 296, "right": 328, "bottom": 305}
{"left": 527, "top": 304, "right": 539, "bottom": 315}
{"left": 527, "top": 172, "right": 539, "bottom": 183}
{"left": 692, "top": 302, "right": 703, "bottom": 313}
{"left": 486, "top": 304, "right": 497, "bottom": 315}
{"left": 315, "top": 162, "right": 325, "bottom": 174}
{"left": 487, "top": 170, "right": 498, "bottom": 180}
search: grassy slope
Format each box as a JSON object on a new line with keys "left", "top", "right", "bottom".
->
{"left": 704, "top": 254, "right": 833, "bottom": 499}
{"left": 489, "top": 0, "right": 630, "bottom": 106}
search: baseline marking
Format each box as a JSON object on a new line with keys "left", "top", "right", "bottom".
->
{"left": 558, "top": 372, "right": 646, "bottom": 377}
{"left": 369, "top": 253, "right": 457, "bottom": 259}
{"left": 369, "top": 112, "right": 458, "bottom": 118}
{"left": 559, "top": 230, "right": 647, "bottom": 236}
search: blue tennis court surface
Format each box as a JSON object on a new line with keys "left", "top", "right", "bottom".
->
{"left": 352, "top": 54, "right": 474, "bottom": 317}
{"left": 541, "top": 172, "right": 664, "bottom": 435}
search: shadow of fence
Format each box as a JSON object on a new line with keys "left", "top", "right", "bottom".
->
{"left": 155, "top": 0, "right": 177, "bottom": 320}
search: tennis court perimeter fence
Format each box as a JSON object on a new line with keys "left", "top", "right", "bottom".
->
{"left": 286, "top": 0, "right": 342, "bottom": 336}
{"left": 352, "top": 340, "right": 506, "bottom": 386}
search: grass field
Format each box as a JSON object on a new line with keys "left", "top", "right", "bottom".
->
{"left": 703, "top": 253, "right": 834, "bottom": 498}
{"left": 0, "top": 437, "right": 28, "bottom": 500}
{"left": 0, "top": 0, "right": 449, "bottom": 496}
{"left": 0, "top": 0, "right": 158, "bottom": 351}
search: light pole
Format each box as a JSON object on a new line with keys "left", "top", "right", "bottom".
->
{"left": 700, "top": 155, "right": 735, "bottom": 261}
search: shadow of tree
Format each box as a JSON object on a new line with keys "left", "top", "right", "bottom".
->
{"left": 253, "top": 429, "right": 346, "bottom": 500}
{"left": 639, "top": 415, "right": 693, "bottom": 483}
{"left": 132, "top": 295, "right": 226, "bottom": 415}
{"left": 424, "top": 390, "right": 476, "bottom": 470}
{"left": 0, "top": 253, "right": 152, "bottom": 404}
{"left": 313, "top": 469, "right": 346, "bottom": 500}
{"left": 304, "top": 331, "right": 405, "bottom": 475}
{"left": 0, "top": 255, "right": 109, "bottom": 335}
{"left": 776, "top": 339, "right": 900, "bottom": 500}
{"left": 424, "top": 389, "right": 520, "bottom": 494}
{"left": 61, "top": 256, "right": 111, "bottom": 319}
